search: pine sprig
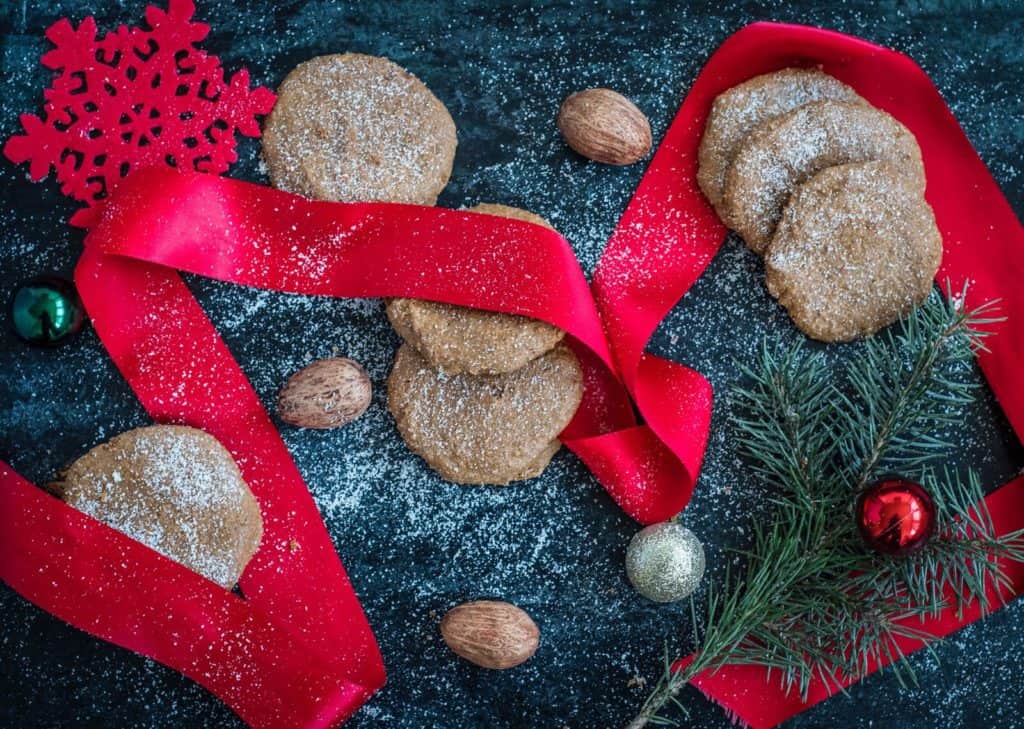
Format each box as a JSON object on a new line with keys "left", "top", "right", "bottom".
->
{"left": 731, "top": 342, "right": 840, "bottom": 504}
{"left": 836, "top": 285, "right": 999, "bottom": 488}
{"left": 626, "top": 289, "right": 1024, "bottom": 729}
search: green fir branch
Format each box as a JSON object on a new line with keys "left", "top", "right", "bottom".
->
{"left": 835, "top": 288, "right": 998, "bottom": 489}
{"left": 626, "top": 287, "right": 1022, "bottom": 729}
{"left": 730, "top": 341, "right": 839, "bottom": 503}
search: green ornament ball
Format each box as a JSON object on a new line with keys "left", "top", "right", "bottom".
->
{"left": 10, "top": 276, "right": 85, "bottom": 346}
{"left": 625, "top": 521, "right": 706, "bottom": 603}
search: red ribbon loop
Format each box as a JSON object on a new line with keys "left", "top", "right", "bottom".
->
{"left": 82, "top": 166, "right": 716, "bottom": 524}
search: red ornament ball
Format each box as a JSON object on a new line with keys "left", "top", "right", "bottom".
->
{"left": 856, "top": 477, "right": 936, "bottom": 555}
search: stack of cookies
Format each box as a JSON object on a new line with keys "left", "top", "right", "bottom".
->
{"left": 384, "top": 203, "right": 583, "bottom": 486}
{"left": 698, "top": 69, "right": 942, "bottom": 342}
{"left": 262, "top": 54, "right": 582, "bottom": 485}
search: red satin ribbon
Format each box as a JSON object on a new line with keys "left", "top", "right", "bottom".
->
{"left": 74, "top": 167, "right": 711, "bottom": 523}
{"left": 0, "top": 463, "right": 379, "bottom": 729}
{"left": 2, "top": 20, "right": 1023, "bottom": 729}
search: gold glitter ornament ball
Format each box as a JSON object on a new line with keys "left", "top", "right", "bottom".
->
{"left": 625, "top": 522, "right": 706, "bottom": 603}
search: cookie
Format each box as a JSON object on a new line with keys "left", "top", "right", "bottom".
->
{"left": 51, "top": 425, "right": 263, "bottom": 588}
{"left": 723, "top": 100, "right": 925, "bottom": 252}
{"left": 765, "top": 161, "right": 942, "bottom": 342}
{"left": 262, "top": 53, "right": 457, "bottom": 205}
{"left": 698, "top": 68, "right": 863, "bottom": 214}
{"left": 386, "top": 204, "right": 565, "bottom": 375}
{"left": 387, "top": 343, "right": 583, "bottom": 485}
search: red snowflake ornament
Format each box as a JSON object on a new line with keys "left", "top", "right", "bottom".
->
{"left": 4, "top": 0, "right": 276, "bottom": 227}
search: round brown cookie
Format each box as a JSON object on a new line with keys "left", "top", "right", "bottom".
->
{"left": 508, "top": 439, "right": 563, "bottom": 483}
{"left": 262, "top": 53, "right": 457, "bottom": 205}
{"left": 765, "top": 160, "right": 942, "bottom": 343}
{"left": 385, "top": 204, "right": 565, "bottom": 375}
{"left": 723, "top": 100, "right": 925, "bottom": 252}
{"left": 698, "top": 68, "right": 863, "bottom": 214}
{"left": 387, "top": 343, "right": 583, "bottom": 485}
{"left": 51, "top": 425, "right": 263, "bottom": 588}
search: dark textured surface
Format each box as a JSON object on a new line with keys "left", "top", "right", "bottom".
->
{"left": 2, "top": 1, "right": 1023, "bottom": 727}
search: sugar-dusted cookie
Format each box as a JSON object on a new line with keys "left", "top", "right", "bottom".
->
{"left": 385, "top": 203, "right": 565, "bottom": 375}
{"left": 51, "top": 425, "right": 263, "bottom": 588}
{"left": 387, "top": 343, "right": 583, "bottom": 485}
{"left": 263, "top": 53, "right": 457, "bottom": 204}
{"left": 698, "top": 68, "right": 863, "bottom": 214}
{"left": 765, "top": 161, "right": 942, "bottom": 342}
{"left": 723, "top": 100, "right": 925, "bottom": 252}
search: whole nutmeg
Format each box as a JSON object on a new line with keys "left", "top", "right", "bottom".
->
{"left": 277, "top": 357, "right": 371, "bottom": 429}
{"left": 440, "top": 600, "right": 540, "bottom": 669}
{"left": 557, "top": 88, "right": 652, "bottom": 165}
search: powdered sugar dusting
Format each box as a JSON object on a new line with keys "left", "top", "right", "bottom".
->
{"left": 262, "top": 53, "right": 456, "bottom": 205}
{"left": 765, "top": 160, "right": 942, "bottom": 341}
{"left": 387, "top": 343, "right": 580, "bottom": 483}
{"left": 1, "top": 1, "right": 1022, "bottom": 727}
{"left": 698, "top": 68, "right": 862, "bottom": 206}
{"left": 725, "top": 100, "right": 925, "bottom": 250}
{"left": 60, "top": 426, "right": 261, "bottom": 589}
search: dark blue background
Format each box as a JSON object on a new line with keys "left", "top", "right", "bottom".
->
{"left": 2, "top": 1, "right": 1023, "bottom": 727}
